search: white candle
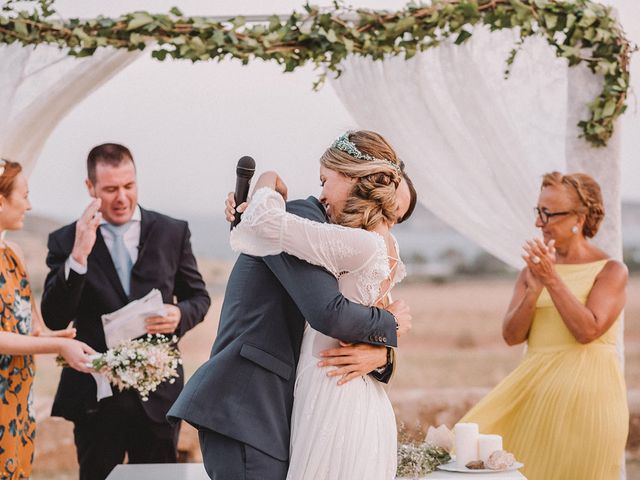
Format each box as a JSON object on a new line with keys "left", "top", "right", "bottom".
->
{"left": 454, "top": 423, "right": 479, "bottom": 466}
{"left": 478, "top": 434, "right": 503, "bottom": 463}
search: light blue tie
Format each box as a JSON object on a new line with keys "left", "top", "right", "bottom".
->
{"left": 103, "top": 222, "right": 133, "bottom": 295}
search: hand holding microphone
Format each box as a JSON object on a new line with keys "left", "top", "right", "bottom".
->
{"left": 225, "top": 160, "right": 291, "bottom": 226}
{"left": 225, "top": 193, "right": 245, "bottom": 224}
{"left": 229, "top": 156, "right": 255, "bottom": 230}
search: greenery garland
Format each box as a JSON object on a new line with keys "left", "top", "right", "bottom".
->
{"left": 0, "top": 0, "right": 633, "bottom": 147}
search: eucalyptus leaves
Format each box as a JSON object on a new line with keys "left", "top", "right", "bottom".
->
{"left": 0, "top": 0, "right": 632, "bottom": 147}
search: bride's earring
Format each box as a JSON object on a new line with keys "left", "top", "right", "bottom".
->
{"left": 571, "top": 225, "right": 579, "bottom": 234}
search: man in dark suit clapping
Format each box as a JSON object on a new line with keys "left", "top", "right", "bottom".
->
{"left": 41, "top": 143, "right": 211, "bottom": 480}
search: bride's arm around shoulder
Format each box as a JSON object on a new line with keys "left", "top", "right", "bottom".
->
{"left": 230, "top": 172, "right": 380, "bottom": 277}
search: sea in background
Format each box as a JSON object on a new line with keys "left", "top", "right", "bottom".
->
{"left": 184, "top": 200, "right": 640, "bottom": 277}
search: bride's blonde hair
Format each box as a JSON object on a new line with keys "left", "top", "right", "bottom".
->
{"left": 321, "top": 130, "right": 401, "bottom": 230}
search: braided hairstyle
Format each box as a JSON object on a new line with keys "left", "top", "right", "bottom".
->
{"left": 541, "top": 171, "right": 605, "bottom": 238}
{"left": 320, "top": 131, "right": 402, "bottom": 230}
{"left": 0, "top": 159, "right": 23, "bottom": 199}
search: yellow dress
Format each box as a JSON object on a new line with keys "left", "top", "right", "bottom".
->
{"left": 461, "top": 260, "right": 628, "bottom": 480}
{"left": 0, "top": 246, "right": 36, "bottom": 479}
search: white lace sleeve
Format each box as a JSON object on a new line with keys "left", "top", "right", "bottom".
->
{"left": 230, "top": 187, "right": 383, "bottom": 277}
{"left": 229, "top": 187, "right": 288, "bottom": 257}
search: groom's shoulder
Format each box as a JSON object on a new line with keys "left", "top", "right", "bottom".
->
{"left": 141, "top": 208, "right": 187, "bottom": 231}
{"left": 49, "top": 222, "right": 76, "bottom": 246}
{"left": 286, "top": 196, "right": 327, "bottom": 222}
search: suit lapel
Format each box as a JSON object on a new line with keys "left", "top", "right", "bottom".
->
{"left": 130, "top": 208, "right": 157, "bottom": 298}
{"left": 91, "top": 229, "right": 129, "bottom": 303}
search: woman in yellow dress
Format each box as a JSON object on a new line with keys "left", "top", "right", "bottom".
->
{"left": 462, "top": 171, "right": 628, "bottom": 480}
{"left": 0, "top": 159, "right": 95, "bottom": 479}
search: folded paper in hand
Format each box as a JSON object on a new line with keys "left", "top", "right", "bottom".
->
{"left": 102, "top": 289, "right": 165, "bottom": 348}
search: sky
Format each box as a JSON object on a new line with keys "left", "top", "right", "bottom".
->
{"left": 27, "top": 0, "right": 640, "bottom": 225}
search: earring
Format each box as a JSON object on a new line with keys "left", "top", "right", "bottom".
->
{"left": 571, "top": 225, "right": 579, "bottom": 234}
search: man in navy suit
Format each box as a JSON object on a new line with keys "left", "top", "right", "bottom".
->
{"left": 168, "top": 180, "right": 411, "bottom": 479}
{"left": 42, "top": 143, "right": 211, "bottom": 480}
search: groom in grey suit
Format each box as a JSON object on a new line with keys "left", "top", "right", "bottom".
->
{"left": 168, "top": 193, "right": 406, "bottom": 479}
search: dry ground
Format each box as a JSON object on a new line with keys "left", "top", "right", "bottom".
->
{"left": 30, "top": 276, "right": 640, "bottom": 478}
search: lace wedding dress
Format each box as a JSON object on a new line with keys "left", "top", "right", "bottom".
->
{"left": 230, "top": 187, "right": 405, "bottom": 480}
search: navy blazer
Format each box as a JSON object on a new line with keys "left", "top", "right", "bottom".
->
{"left": 41, "top": 207, "right": 211, "bottom": 423}
{"left": 167, "top": 197, "right": 396, "bottom": 461}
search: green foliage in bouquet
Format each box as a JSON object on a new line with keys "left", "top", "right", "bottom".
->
{"left": 397, "top": 442, "right": 451, "bottom": 478}
{"left": 0, "top": 0, "right": 633, "bottom": 147}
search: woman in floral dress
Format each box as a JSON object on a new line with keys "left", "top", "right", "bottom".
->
{"left": 0, "top": 159, "right": 95, "bottom": 479}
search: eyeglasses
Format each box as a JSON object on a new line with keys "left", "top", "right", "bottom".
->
{"left": 534, "top": 207, "right": 573, "bottom": 225}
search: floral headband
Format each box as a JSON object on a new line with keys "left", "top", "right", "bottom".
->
{"left": 332, "top": 132, "right": 401, "bottom": 173}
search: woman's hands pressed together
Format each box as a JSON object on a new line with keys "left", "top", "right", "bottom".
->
{"left": 522, "top": 238, "right": 557, "bottom": 290}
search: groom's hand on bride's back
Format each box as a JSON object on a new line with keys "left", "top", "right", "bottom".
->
{"left": 386, "top": 299, "right": 412, "bottom": 336}
{"left": 318, "top": 342, "right": 388, "bottom": 385}
{"left": 316, "top": 300, "right": 411, "bottom": 385}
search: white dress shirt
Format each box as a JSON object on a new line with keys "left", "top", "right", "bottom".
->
{"left": 66, "top": 206, "right": 142, "bottom": 278}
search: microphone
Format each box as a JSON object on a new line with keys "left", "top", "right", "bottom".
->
{"left": 231, "top": 156, "right": 256, "bottom": 230}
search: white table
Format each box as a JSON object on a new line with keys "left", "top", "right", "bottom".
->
{"left": 424, "top": 469, "right": 526, "bottom": 479}
{"left": 105, "top": 463, "right": 527, "bottom": 480}
{"left": 106, "top": 463, "right": 209, "bottom": 479}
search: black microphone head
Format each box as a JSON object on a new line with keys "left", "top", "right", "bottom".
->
{"left": 236, "top": 156, "right": 256, "bottom": 179}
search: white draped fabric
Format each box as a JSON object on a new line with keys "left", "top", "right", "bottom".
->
{"left": 331, "top": 24, "right": 623, "bottom": 263}
{"left": 331, "top": 27, "right": 572, "bottom": 268}
{"left": 0, "top": 43, "right": 141, "bottom": 175}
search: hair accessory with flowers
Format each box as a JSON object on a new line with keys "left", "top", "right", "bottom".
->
{"left": 332, "top": 132, "right": 401, "bottom": 173}
{"left": 0, "top": 159, "right": 7, "bottom": 177}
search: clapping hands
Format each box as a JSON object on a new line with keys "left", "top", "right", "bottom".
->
{"left": 522, "top": 238, "right": 557, "bottom": 290}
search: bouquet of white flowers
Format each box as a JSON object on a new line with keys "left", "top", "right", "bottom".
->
{"left": 58, "top": 334, "right": 182, "bottom": 401}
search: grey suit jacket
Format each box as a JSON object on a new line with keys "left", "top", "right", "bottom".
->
{"left": 167, "top": 196, "right": 396, "bottom": 461}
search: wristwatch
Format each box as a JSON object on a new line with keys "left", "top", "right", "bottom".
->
{"left": 375, "top": 346, "right": 395, "bottom": 374}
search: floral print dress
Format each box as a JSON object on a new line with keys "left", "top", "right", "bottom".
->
{"left": 0, "top": 246, "right": 35, "bottom": 479}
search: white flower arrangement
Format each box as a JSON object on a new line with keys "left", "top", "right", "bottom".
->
{"left": 396, "top": 443, "right": 451, "bottom": 478}
{"left": 396, "top": 425, "right": 453, "bottom": 478}
{"left": 58, "top": 334, "right": 181, "bottom": 401}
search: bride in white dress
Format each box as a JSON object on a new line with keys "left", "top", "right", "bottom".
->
{"left": 228, "top": 131, "right": 417, "bottom": 480}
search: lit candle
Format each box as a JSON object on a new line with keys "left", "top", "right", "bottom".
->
{"left": 454, "top": 423, "right": 479, "bottom": 466}
{"left": 478, "top": 434, "right": 503, "bottom": 463}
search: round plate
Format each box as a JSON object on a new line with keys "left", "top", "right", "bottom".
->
{"left": 437, "top": 461, "right": 524, "bottom": 473}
